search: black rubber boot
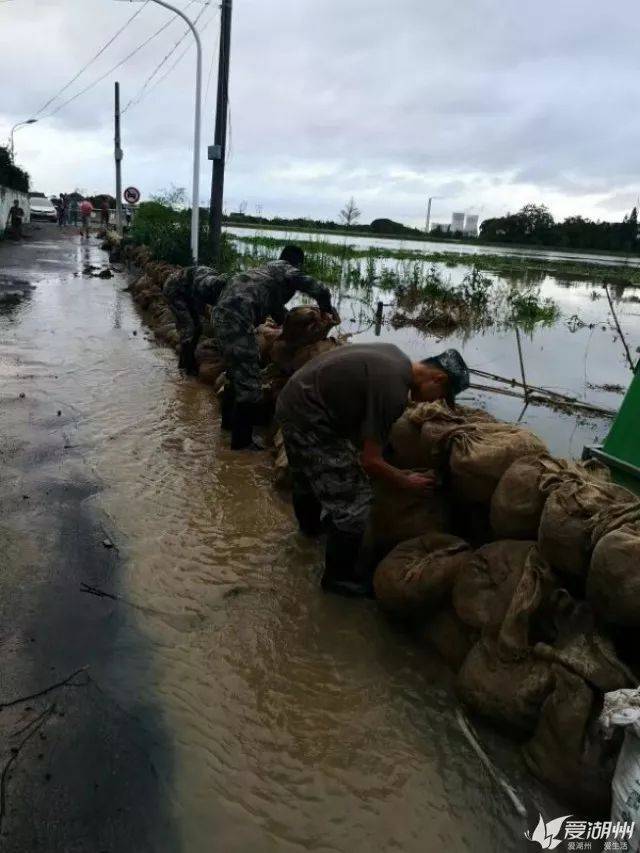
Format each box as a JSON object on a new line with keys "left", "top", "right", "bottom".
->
{"left": 292, "top": 491, "right": 322, "bottom": 536}
{"left": 220, "top": 384, "right": 235, "bottom": 431}
{"left": 321, "top": 527, "right": 372, "bottom": 598}
{"left": 230, "top": 402, "right": 265, "bottom": 451}
{"left": 178, "top": 342, "right": 198, "bottom": 376}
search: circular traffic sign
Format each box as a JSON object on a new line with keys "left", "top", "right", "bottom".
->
{"left": 124, "top": 186, "right": 140, "bottom": 204}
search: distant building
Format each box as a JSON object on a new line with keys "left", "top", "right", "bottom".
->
{"left": 464, "top": 214, "right": 479, "bottom": 237}
{"left": 451, "top": 212, "right": 465, "bottom": 233}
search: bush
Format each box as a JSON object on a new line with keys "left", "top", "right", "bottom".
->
{"left": 129, "top": 201, "right": 239, "bottom": 271}
{"left": 0, "top": 146, "right": 29, "bottom": 194}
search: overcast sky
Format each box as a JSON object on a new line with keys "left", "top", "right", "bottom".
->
{"left": 3, "top": 0, "right": 640, "bottom": 227}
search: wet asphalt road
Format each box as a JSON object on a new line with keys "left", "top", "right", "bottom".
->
{"left": 0, "top": 226, "right": 176, "bottom": 853}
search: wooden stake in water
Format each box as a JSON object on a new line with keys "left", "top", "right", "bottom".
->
{"left": 515, "top": 326, "right": 529, "bottom": 402}
{"left": 604, "top": 284, "right": 636, "bottom": 373}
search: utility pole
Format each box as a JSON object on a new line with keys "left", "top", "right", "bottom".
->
{"left": 114, "top": 82, "right": 123, "bottom": 234}
{"left": 425, "top": 197, "right": 433, "bottom": 234}
{"left": 209, "top": 0, "right": 232, "bottom": 266}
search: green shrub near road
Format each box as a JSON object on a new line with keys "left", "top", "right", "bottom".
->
{"left": 0, "top": 146, "right": 29, "bottom": 194}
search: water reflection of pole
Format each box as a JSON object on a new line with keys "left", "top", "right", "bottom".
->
{"left": 604, "top": 284, "right": 636, "bottom": 372}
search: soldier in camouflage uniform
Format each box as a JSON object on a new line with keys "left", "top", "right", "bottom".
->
{"left": 212, "top": 245, "right": 337, "bottom": 449}
{"left": 163, "top": 265, "right": 227, "bottom": 375}
{"left": 276, "top": 344, "right": 470, "bottom": 597}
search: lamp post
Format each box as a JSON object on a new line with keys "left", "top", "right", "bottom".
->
{"left": 115, "top": 0, "right": 202, "bottom": 262}
{"left": 9, "top": 118, "right": 37, "bottom": 160}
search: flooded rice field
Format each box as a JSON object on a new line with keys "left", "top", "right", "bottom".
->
{"left": 1, "top": 227, "right": 633, "bottom": 851}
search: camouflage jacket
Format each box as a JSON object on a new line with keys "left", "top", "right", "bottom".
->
{"left": 164, "top": 265, "right": 228, "bottom": 315}
{"left": 214, "top": 261, "right": 332, "bottom": 327}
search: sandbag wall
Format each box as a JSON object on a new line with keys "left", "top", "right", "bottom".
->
{"left": 109, "top": 236, "right": 640, "bottom": 814}
{"left": 373, "top": 402, "right": 640, "bottom": 815}
{"left": 108, "top": 237, "right": 343, "bottom": 398}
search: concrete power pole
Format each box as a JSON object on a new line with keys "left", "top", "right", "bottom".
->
{"left": 425, "top": 197, "right": 433, "bottom": 234}
{"left": 114, "top": 82, "right": 123, "bottom": 234}
{"left": 208, "top": 0, "right": 232, "bottom": 266}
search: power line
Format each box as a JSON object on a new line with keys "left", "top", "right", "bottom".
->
{"left": 42, "top": 0, "right": 197, "bottom": 120}
{"left": 35, "top": 1, "right": 150, "bottom": 117}
{"left": 123, "top": 0, "right": 210, "bottom": 114}
{"left": 126, "top": 9, "right": 217, "bottom": 112}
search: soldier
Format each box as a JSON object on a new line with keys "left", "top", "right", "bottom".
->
{"left": 163, "top": 265, "right": 227, "bottom": 375}
{"left": 212, "top": 245, "right": 338, "bottom": 450}
{"left": 275, "top": 344, "right": 470, "bottom": 597}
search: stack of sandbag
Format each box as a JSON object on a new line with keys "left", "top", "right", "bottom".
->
{"left": 365, "top": 474, "right": 453, "bottom": 558}
{"left": 373, "top": 532, "right": 472, "bottom": 616}
{"left": 538, "top": 477, "right": 636, "bottom": 578}
{"left": 448, "top": 422, "right": 548, "bottom": 505}
{"left": 388, "top": 401, "right": 497, "bottom": 471}
{"left": 490, "top": 454, "right": 611, "bottom": 540}
{"left": 270, "top": 307, "right": 340, "bottom": 374}
{"left": 194, "top": 338, "right": 226, "bottom": 385}
{"left": 587, "top": 502, "right": 640, "bottom": 628}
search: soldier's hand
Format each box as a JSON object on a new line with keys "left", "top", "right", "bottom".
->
{"left": 403, "top": 472, "right": 437, "bottom": 494}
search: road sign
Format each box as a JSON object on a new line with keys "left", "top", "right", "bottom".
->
{"left": 124, "top": 186, "right": 140, "bottom": 204}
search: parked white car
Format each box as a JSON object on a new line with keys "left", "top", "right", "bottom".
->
{"left": 29, "top": 196, "right": 57, "bottom": 222}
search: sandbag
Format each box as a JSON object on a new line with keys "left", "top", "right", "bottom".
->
{"left": 490, "top": 455, "right": 611, "bottom": 540}
{"left": 367, "top": 474, "right": 452, "bottom": 554}
{"left": 272, "top": 429, "right": 290, "bottom": 490}
{"left": 420, "top": 609, "right": 477, "bottom": 672}
{"left": 588, "top": 506, "right": 640, "bottom": 626}
{"left": 538, "top": 479, "right": 635, "bottom": 577}
{"left": 523, "top": 665, "right": 619, "bottom": 814}
{"left": 534, "top": 590, "right": 633, "bottom": 692}
{"left": 290, "top": 338, "right": 340, "bottom": 372}
{"left": 373, "top": 532, "right": 471, "bottom": 616}
{"left": 456, "top": 638, "right": 553, "bottom": 734}
{"left": 448, "top": 423, "right": 547, "bottom": 504}
{"left": 388, "top": 415, "right": 427, "bottom": 469}
{"left": 281, "top": 306, "right": 335, "bottom": 348}
{"left": 256, "top": 321, "right": 282, "bottom": 361}
{"left": 453, "top": 540, "right": 538, "bottom": 634}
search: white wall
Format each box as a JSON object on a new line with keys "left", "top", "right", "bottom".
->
{"left": 0, "top": 186, "right": 30, "bottom": 236}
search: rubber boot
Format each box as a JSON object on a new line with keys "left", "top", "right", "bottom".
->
{"left": 292, "top": 491, "right": 322, "bottom": 536}
{"left": 220, "top": 384, "right": 235, "bottom": 431}
{"left": 321, "top": 526, "right": 372, "bottom": 598}
{"left": 230, "top": 402, "right": 265, "bottom": 451}
{"left": 178, "top": 342, "right": 198, "bottom": 376}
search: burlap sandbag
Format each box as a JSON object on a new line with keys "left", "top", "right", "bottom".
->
{"left": 420, "top": 608, "right": 477, "bottom": 672}
{"left": 523, "top": 665, "right": 620, "bottom": 814}
{"left": 587, "top": 503, "right": 640, "bottom": 627}
{"left": 453, "top": 540, "right": 537, "bottom": 634}
{"left": 490, "top": 455, "right": 611, "bottom": 540}
{"left": 456, "top": 638, "right": 553, "bottom": 734}
{"left": 272, "top": 429, "right": 291, "bottom": 490}
{"left": 291, "top": 338, "right": 340, "bottom": 372}
{"left": 448, "top": 423, "right": 547, "bottom": 505}
{"left": 373, "top": 532, "right": 471, "bottom": 615}
{"left": 367, "top": 475, "right": 452, "bottom": 554}
{"left": 534, "top": 589, "right": 633, "bottom": 691}
{"left": 281, "top": 306, "right": 334, "bottom": 348}
{"left": 256, "top": 321, "right": 282, "bottom": 361}
{"left": 538, "top": 479, "right": 636, "bottom": 577}
{"left": 388, "top": 415, "right": 426, "bottom": 469}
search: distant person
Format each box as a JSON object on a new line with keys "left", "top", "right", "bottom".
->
{"left": 69, "top": 197, "right": 79, "bottom": 227}
{"left": 163, "top": 266, "right": 228, "bottom": 375}
{"left": 125, "top": 206, "right": 132, "bottom": 227}
{"left": 211, "top": 245, "right": 338, "bottom": 450}
{"left": 100, "top": 199, "right": 110, "bottom": 228}
{"left": 79, "top": 199, "right": 94, "bottom": 239}
{"left": 276, "top": 345, "right": 470, "bottom": 596}
{"left": 7, "top": 199, "right": 24, "bottom": 239}
{"left": 57, "top": 193, "right": 68, "bottom": 228}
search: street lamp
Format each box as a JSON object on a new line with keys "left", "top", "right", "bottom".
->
{"left": 9, "top": 118, "right": 37, "bottom": 160}
{"left": 115, "top": 0, "right": 202, "bottom": 262}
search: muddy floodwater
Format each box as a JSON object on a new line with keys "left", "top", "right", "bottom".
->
{"left": 2, "top": 227, "right": 624, "bottom": 852}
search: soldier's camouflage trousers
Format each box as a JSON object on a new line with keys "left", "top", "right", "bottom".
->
{"left": 280, "top": 421, "right": 372, "bottom": 536}
{"left": 164, "top": 276, "right": 201, "bottom": 349}
{"left": 211, "top": 308, "right": 263, "bottom": 405}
